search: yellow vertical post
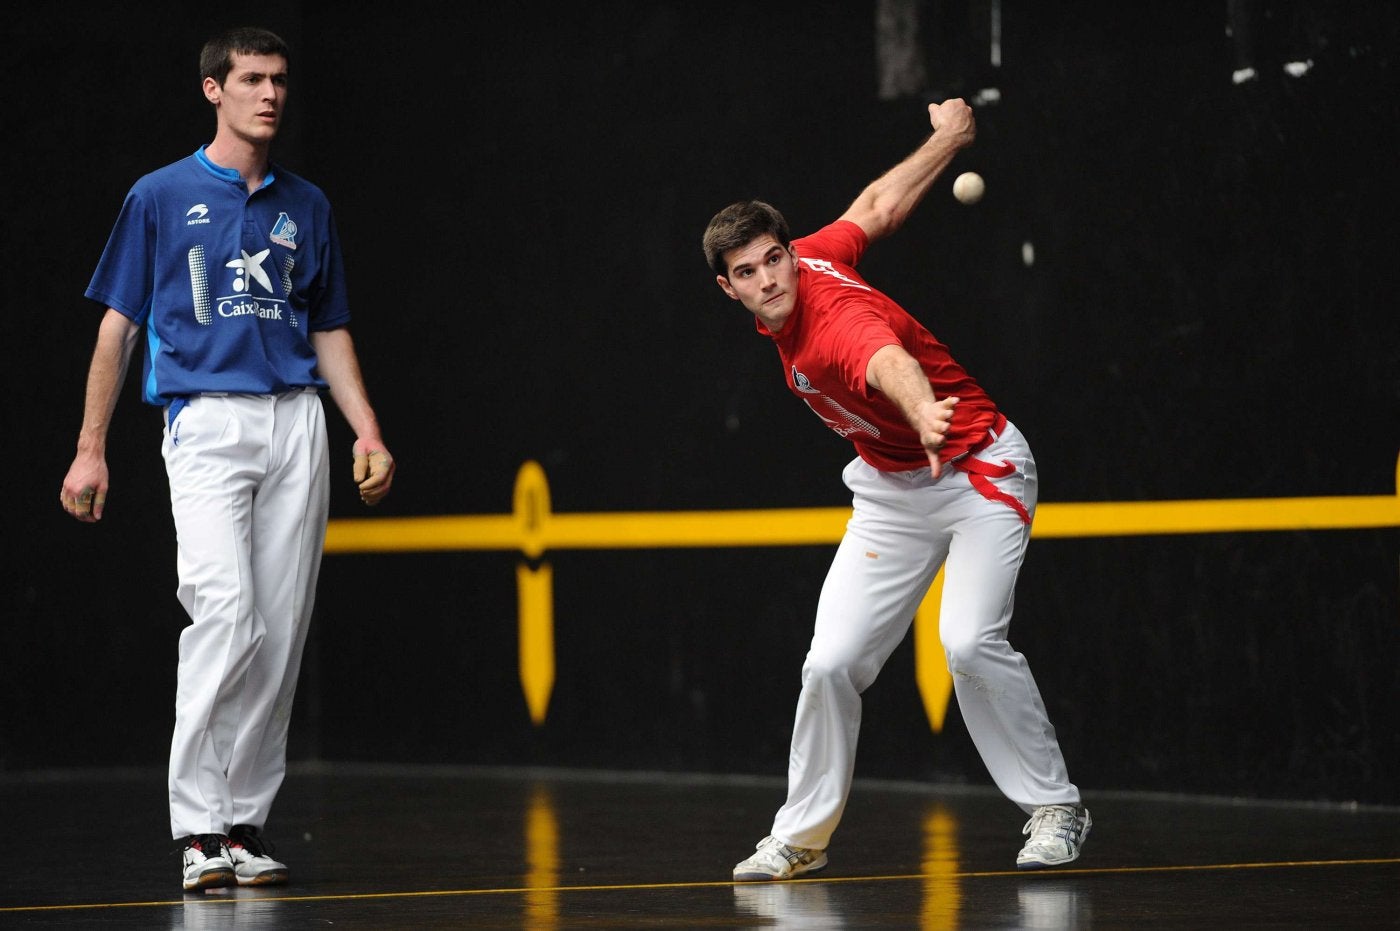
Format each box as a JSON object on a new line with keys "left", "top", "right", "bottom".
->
{"left": 517, "top": 561, "right": 555, "bottom": 726}
{"left": 514, "top": 460, "right": 557, "bottom": 726}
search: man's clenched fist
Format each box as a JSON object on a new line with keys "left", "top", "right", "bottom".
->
{"left": 352, "top": 441, "right": 395, "bottom": 506}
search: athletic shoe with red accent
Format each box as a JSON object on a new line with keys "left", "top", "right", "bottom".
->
{"left": 733, "top": 835, "right": 828, "bottom": 881}
{"left": 180, "top": 833, "right": 235, "bottom": 891}
{"left": 1016, "top": 805, "right": 1092, "bottom": 869}
{"left": 227, "top": 824, "right": 289, "bottom": 886}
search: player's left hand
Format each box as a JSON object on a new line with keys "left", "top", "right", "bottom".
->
{"left": 352, "top": 439, "right": 395, "bottom": 506}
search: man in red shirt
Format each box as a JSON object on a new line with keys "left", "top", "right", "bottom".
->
{"left": 703, "top": 98, "right": 1089, "bottom": 880}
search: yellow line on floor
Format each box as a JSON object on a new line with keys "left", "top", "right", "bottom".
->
{"left": 4, "top": 857, "right": 1396, "bottom": 913}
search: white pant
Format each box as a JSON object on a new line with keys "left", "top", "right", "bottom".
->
{"left": 771, "top": 421, "right": 1079, "bottom": 850}
{"left": 161, "top": 390, "right": 329, "bottom": 838}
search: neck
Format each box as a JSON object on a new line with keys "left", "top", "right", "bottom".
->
{"left": 203, "top": 134, "right": 272, "bottom": 191}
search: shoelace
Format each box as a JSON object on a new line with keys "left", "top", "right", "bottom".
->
{"left": 230, "top": 826, "right": 274, "bottom": 857}
{"left": 187, "top": 833, "right": 226, "bottom": 859}
{"left": 1023, "top": 806, "right": 1079, "bottom": 845}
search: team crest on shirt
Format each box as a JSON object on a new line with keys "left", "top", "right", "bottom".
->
{"left": 792, "top": 366, "right": 821, "bottom": 394}
{"left": 270, "top": 212, "right": 299, "bottom": 249}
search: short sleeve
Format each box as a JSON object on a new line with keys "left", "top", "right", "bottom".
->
{"left": 84, "top": 188, "right": 155, "bottom": 323}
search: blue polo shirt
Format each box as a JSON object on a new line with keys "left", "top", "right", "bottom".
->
{"left": 86, "top": 146, "right": 351, "bottom": 408}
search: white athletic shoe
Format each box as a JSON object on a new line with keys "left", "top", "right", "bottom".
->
{"left": 227, "top": 824, "right": 289, "bottom": 886}
{"left": 733, "top": 835, "right": 828, "bottom": 882}
{"left": 1016, "top": 805, "right": 1092, "bottom": 869}
{"left": 181, "top": 834, "right": 235, "bottom": 891}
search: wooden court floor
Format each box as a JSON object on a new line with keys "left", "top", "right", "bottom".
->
{"left": 1, "top": 763, "right": 1396, "bottom": 928}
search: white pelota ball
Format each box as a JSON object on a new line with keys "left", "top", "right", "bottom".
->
{"left": 953, "top": 171, "right": 985, "bottom": 205}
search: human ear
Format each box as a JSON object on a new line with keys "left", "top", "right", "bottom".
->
{"left": 202, "top": 76, "right": 221, "bottom": 105}
{"left": 716, "top": 275, "right": 739, "bottom": 301}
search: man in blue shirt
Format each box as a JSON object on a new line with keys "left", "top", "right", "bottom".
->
{"left": 59, "top": 26, "right": 395, "bottom": 891}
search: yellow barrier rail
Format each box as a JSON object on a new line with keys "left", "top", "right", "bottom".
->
{"left": 326, "top": 455, "right": 1400, "bottom": 728}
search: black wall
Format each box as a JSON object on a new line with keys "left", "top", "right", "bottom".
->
{"left": 9, "top": 2, "right": 1399, "bottom": 806}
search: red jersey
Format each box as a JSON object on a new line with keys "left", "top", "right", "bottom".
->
{"left": 759, "top": 220, "right": 999, "bottom": 472}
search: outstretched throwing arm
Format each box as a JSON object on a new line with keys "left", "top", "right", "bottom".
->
{"left": 837, "top": 99, "right": 976, "bottom": 243}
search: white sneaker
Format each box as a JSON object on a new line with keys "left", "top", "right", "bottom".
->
{"left": 1017, "top": 805, "right": 1091, "bottom": 869}
{"left": 227, "top": 824, "right": 289, "bottom": 886}
{"left": 733, "top": 835, "right": 828, "bottom": 882}
{"left": 181, "top": 834, "right": 235, "bottom": 891}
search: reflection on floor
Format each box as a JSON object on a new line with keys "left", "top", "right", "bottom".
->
{"left": 1, "top": 763, "right": 1396, "bottom": 928}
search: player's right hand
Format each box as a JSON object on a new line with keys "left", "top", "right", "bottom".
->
{"left": 60, "top": 458, "right": 109, "bottom": 522}
{"left": 928, "top": 99, "right": 976, "bottom": 149}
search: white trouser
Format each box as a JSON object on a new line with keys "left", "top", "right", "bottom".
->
{"left": 771, "top": 421, "right": 1079, "bottom": 850}
{"left": 161, "top": 389, "right": 329, "bottom": 838}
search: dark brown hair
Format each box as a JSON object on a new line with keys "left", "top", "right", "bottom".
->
{"left": 199, "top": 27, "right": 290, "bottom": 87}
{"left": 702, "top": 200, "right": 791, "bottom": 277}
